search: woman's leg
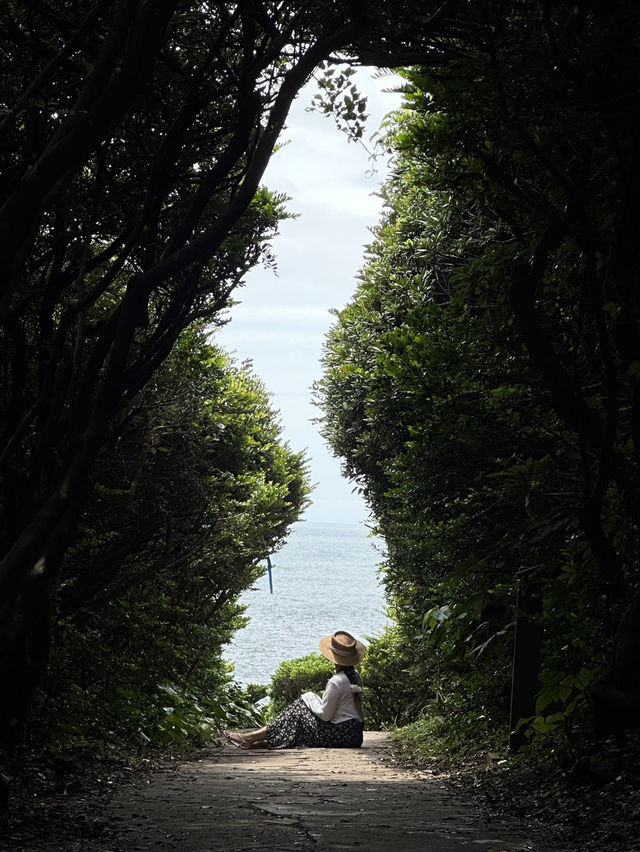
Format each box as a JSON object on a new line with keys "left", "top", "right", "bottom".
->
{"left": 265, "top": 698, "right": 321, "bottom": 749}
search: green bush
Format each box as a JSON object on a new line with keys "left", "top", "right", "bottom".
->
{"left": 267, "top": 641, "right": 418, "bottom": 732}
{"left": 359, "top": 627, "right": 414, "bottom": 729}
{"left": 394, "top": 699, "right": 505, "bottom": 761}
{"left": 268, "top": 653, "right": 334, "bottom": 717}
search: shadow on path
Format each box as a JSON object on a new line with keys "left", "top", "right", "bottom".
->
{"left": 81, "top": 732, "right": 559, "bottom": 851}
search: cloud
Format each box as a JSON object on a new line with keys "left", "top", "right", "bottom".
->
{"left": 217, "top": 69, "right": 403, "bottom": 525}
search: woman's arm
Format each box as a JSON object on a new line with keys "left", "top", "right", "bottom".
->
{"left": 301, "top": 677, "right": 340, "bottom": 721}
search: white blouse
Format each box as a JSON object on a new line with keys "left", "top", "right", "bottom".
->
{"left": 301, "top": 671, "right": 363, "bottom": 724}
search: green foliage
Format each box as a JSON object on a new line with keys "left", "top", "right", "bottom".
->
{"left": 316, "top": 147, "right": 544, "bottom": 745}
{"left": 1, "top": 0, "right": 406, "bottom": 751}
{"left": 358, "top": 627, "right": 414, "bottom": 729}
{"left": 268, "top": 653, "right": 334, "bottom": 718}
{"left": 394, "top": 703, "right": 504, "bottom": 761}
{"left": 317, "top": 1, "right": 640, "bottom": 760}
{"left": 310, "top": 62, "right": 369, "bottom": 143}
{"left": 242, "top": 682, "right": 270, "bottom": 707}
{"left": 514, "top": 667, "right": 597, "bottom": 743}
{"left": 153, "top": 685, "right": 223, "bottom": 747}
{"left": 155, "top": 682, "right": 263, "bottom": 746}
{"left": 33, "top": 328, "right": 309, "bottom": 748}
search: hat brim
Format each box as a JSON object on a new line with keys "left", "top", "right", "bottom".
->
{"left": 319, "top": 633, "right": 366, "bottom": 666}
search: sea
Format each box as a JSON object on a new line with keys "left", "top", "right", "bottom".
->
{"left": 224, "top": 520, "right": 389, "bottom": 686}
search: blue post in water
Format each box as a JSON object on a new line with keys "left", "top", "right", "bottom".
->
{"left": 267, "top": 555, "right": 273, "bottom": 594}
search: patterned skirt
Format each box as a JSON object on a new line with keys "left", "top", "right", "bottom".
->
{"left": 266, "top": 698, "right": 363, "bottom": 750}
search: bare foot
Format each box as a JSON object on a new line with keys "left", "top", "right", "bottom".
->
{"left": 223, "top": 730, "right": 248, "bottom": 749}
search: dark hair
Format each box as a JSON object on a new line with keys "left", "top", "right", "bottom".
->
{"left": 336, "top": 664, "right": 363, "bottom": 707}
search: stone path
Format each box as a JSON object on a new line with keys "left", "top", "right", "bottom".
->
{"left": 61, "top": 732, "right": 560, "bottom": 851}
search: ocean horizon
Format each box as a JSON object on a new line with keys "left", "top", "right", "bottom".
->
{"left": 224, "top": 520, "right": 389, "bottom": 686}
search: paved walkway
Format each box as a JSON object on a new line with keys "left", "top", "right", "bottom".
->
{"left": 75, "top": 731, "right": 559, "bottom": 852}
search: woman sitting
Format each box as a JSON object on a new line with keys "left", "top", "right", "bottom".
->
{"left": 224, "top": 630, "right": 366, "bottom": 750}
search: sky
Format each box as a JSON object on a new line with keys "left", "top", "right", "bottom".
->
{"left": 215, "top": 68, "right": 403, "bottom": 526}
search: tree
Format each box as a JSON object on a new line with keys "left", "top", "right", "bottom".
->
{"left": 38, "top": 327, "right": 309, "bottom": 745}
{"left": 318, "top": 0, "right": 640, "bottom": 746}
{"left": 316, "top": 149, "right": 568, "bottom": 740}
{"left": 0, "top": 0, "right": 479, "bottom": 747}
{"left": 401, "top": 2, "right": 640, "bottom": 738}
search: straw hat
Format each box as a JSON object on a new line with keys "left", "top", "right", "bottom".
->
{"left": 319, "top": 631, "right": 366, "bottom": 666}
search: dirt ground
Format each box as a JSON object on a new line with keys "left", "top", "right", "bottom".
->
{"left": 4, "top": 731, "right": 568, "bottom": 852}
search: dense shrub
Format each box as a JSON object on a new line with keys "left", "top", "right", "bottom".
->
{"left": 266, "top": 643, "right": 409, "bottom": 731}
{"left": 359, "top": 627, "right": 414, "bottom": 729}
{"left": 318, "top": 3, "right": 640, "bottom": 757}
{"left": 268, "top": 653, "right": 334, "bottom": 717}
{"left": 29, "top": 331, "right": 309, "bottom": 751}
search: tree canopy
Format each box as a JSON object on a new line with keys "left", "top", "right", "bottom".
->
{"left": 0, "top": 0, "right": 479, "bottom": 751}
{"left": 317, "top": 0, "right": 640, "bottom": 752}
{"left": 40, "top": 327, "right": 309, "bottom": 746}
{"left": 4, "top": 0, "right": 639, "bottom": 779}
